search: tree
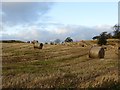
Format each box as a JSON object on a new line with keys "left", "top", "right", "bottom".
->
{"left": 113, "top": 24, "right": 120, "bottom": 39}
{"left": 54, "top": 39, "right": 61, "bottom": 44}
{"left": 98, "top": 32, "right": 107, "bottom": 46}
{"left": 64, "top": 37, "right": 73, "bottom": 42}
{"left": 92, "top": 36, "right": 100, "bottom": 40}
{"left": 106, "top": 33, "right": 113, "bottom": 39}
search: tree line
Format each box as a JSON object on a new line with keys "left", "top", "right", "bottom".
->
{"left": 92, "top": 24, "right": 120, "bottom": 46}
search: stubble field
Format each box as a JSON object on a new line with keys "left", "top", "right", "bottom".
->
{"left": 2, "top": 40, "right": 119, "bottom": 88}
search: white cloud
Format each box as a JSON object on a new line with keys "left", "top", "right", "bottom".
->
{"left": 1, "top": 23, "right": 113, "bottom": 42}
{"left": 93, "top": 24, "right": 113, "bottom": 32}
{"left": 47, "top": 28, "right": 68, "bottom": 34}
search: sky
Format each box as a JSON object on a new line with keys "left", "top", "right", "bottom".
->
{"left": 1, "top": 1, "right": 118, "bottom": 42}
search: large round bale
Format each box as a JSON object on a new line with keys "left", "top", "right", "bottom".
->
{"left": 34, "top": 43, "right": 43, "bottom": 49}
{"left": 40, "top": 43, "right": 43, "bottom": 49}
{"left": 27, "top": 41, "right": 30, "bottom": 43}
{"left": 89, "top": 46, "right": 105, "bottom": 58}
{"left": 78, "top": 43, "right": 87, "bottom": 47}
{"left": 118, "top": 47, "right": 120, "bottom": 50}
{"left": 102, "top": 45, "right": 107, "bottom": 50}
{"left": 81, "top": 43, "right": 87, "bottom": 47}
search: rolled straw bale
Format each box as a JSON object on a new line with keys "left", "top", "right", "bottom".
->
{"left": 89, "top": 46, "right": 105, "bottom": 58}
{"left": 118, "top": 47, "right": 120, "bottom": 50}
{"left": 34, "top": 43, "right": 40, "bottom": 48}
{"left": 83, "top": 44, "right": 87, "bottom": 47}
{"left": 80, "top": 43, "right": 87, "bottom": 47}
{"left": 27, "top": 41, "right": 30, "bottom": 43}
{"left": 102, "top": 45, "right": 107, "bottom": 50}
{"left": 34, "top": 43, "right": 43, "bottom": 49}
{"left": 40, "top": 43, "right": 43, "bottom": 49}
{"left": 82, "top": 44, "right": 85, "bottom": 47}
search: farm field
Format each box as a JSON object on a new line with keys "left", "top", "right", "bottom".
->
{"left": 2, "top": 40, "right": 119, "bottom": 88}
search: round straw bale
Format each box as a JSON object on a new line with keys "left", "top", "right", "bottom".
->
{"left": 34, "top": 43, "right": 40, "bottom": 48}
{"left": 82, "top": 44, "right": 85, "bottom": 47}
{"left": 102, "top": 45, "right": 107, "bottom": 50}
{"left": 40, "top": 43, "right": 43, "bottom": 49}
{"left": 27, "top": 41, "right": 30, "bottom": 43}
{"left": 89, "top": 46, "right": 105, "bottom": 58}
{"left": 118, "top": 47, "right": 120, "bottom": 50}
{"left": 34, "top": 43, "right": 43, "bottom": 49}
{"left": 81, "top": 43, "right": 87, "bottom": 47}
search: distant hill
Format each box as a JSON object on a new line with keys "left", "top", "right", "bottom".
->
{"left": 0, "top": 40, "right": 25, "bottom": 43}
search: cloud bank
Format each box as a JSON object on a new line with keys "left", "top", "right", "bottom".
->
{"left": 1, "top": 2, "right": 114, "bottom": 42}
{"left": 1, "top": 24, "right": 113, "bottom": 42}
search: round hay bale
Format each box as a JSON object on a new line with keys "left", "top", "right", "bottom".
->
{"left": 40, "top": 43, "right": 43, "bottom": 49}
{"left": 34, "top": 43, "right": 43, "bottom": 49}
{"left": 82, "top": 44, "right": 85, "bottom": 47}
{"left": 103, "top": 47, "right": 107, "bottom": 49}
{"left": 34, "top": 43, "right": 40, "bottom": 49}
{"left": 84, "top": 44, "right": 87, "bottom": 47}
{"left": 89, "top": 46, "right": 105, "bottom": 58}
{"left": 102, "top": 45, "right": 107, "bottom": 50}
{"left": 79, "top": 42, "right": 87, "bottom": 47}
{"left": 27, "top": 41, "right": 30, "bottom": 43}
{"left": 118, "top": 47, "right": 120, "bottom": 50}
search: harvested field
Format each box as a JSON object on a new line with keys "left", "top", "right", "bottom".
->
{"left": 2, "top": 40, "right": 119, "bottom": 88}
